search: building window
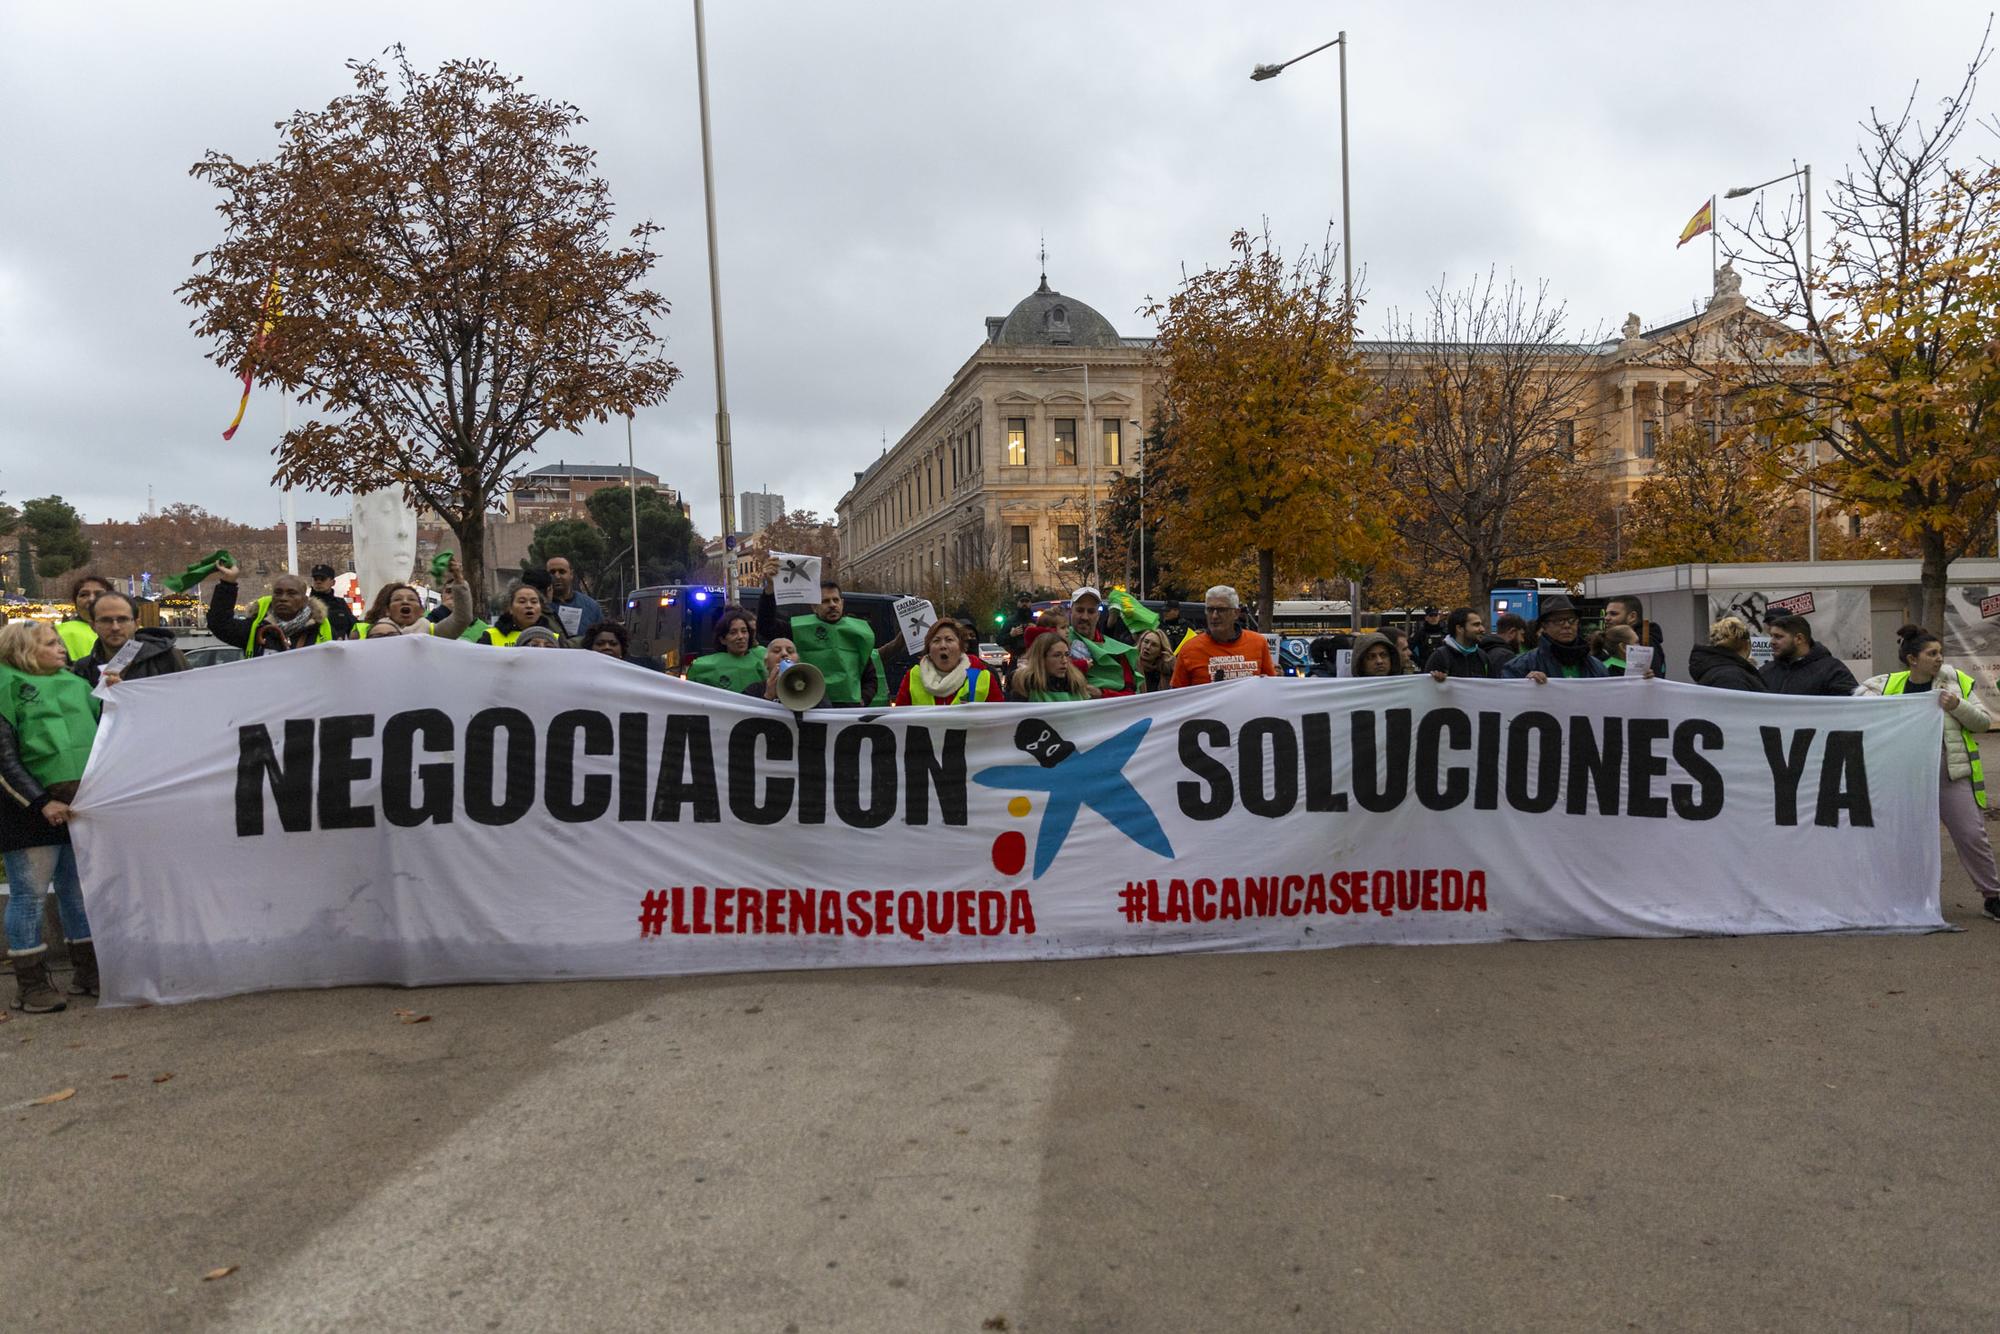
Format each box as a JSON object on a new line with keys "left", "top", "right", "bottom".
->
{"left": 1702, "top": 419, "right": 1720, "bottom": 443}
{"left": 1007, "top": 418, "right": 1027, "bottom": 466}
{"left": 1554, "top": 420, "right": 1574, "bottom": 454}
{"left": 1054, "top": 418, "right": 1077, "bottom": 467}
{"left": 974, "top": 424, "right": 981, "bottom": 470}
{"left": 1057, "top": 524, "right": 1080, "bottom": 570}
{"left": 1010, "top": 525, "right": 1031, "bottom": 571}
{"left": 1102, "top": 419, "right": 1122, "bottom": 466}
{"left": 1640, "top": 419, "right": 1659, "bottom": 459}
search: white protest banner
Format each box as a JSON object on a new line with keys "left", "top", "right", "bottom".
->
{"left": 72, "top": 638, "right": 1944, "bottom": 1007}
{"left": 894, "top": 596, "right": 937, "bottom": 656}
{"left": 771, "top": 553, "right": 822, "bottom": 608}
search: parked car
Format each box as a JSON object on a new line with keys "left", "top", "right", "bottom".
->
{"left": 183, "top": 644, "right": 244, "bottom": 669}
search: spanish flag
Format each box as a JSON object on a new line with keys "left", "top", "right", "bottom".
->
{"left": 221, "top": 273, "right": 283, "bottom": 441}
{"left": 1676, "top": 198, "right": 1713, "bottom": 249}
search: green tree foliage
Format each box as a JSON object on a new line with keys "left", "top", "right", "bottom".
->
{"left": 527, "top": 518, "right": 609, "bottom": 585}
{"left": 585, "top": 485, "right": 700, "bottom": 591}
{"left": 21, "top": 496, "right": 91, "bottom": 578}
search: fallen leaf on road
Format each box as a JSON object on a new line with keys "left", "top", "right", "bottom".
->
{"left": 32, "top": 1088, "right": 76, "bottom": 1105}
{"left": 982, "top": 1318, "right": 1010, "bottom": 1331}
{"left": 202, "top": 1266, "right": 238, "bottom": 1282}
{"left": 110, "top": 1074, "right": 129, "bottom": 1081}
{"left": 152, "top": 1073, "right": 174, "bottom": 1084}
{"left": 392, "top": 1008, "right": 432, "bottom": 1024}
{"left": 1547, "top": 1193, "right": 1570, "bottom": 1202}
{"left": 1886, "top": 989, "right": 1906, "bottom": 995}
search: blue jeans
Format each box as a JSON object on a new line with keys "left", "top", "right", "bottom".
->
{"left": 4, "top": 843, "right": 89, "bottom": 955}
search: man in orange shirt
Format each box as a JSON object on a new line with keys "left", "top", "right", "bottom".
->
{"left": 1169, "top": 585, "right": 1278, "bottom": 687}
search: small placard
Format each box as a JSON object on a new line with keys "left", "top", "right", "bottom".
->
{"left": 1981, "top": 593, "right": 2000, "bottom": 621}
{"left": 772, "top": 553, "right": 822, "bottom": 608}
{"left": 893, "top": 596, "right": 937, "bottom": 656}
{"left": 1767, "top": 591, "right": 1816, "bottom": 616}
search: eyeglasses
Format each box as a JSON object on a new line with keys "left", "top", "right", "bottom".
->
{"left": 1204, "top": 606, "right": 1234, "bottom": 616}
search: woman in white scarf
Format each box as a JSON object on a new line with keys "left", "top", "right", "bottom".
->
{"left": 893, "top": 620, "right": 1001, "bottom": 706}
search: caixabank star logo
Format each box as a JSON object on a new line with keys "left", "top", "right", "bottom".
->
{"left": 973, "top": 717, "right": 1175, "bottom": 878}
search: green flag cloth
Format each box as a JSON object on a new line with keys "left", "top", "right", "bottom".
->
{"left": 1074, "top": 632, "right": 1138, "bottom": 691}
{"left": 459, "top": 618, "right": 492, "bottom": 643}
{"left": 430, "top": 551, "right": 455, "bottom": 581}
{"left": 162, "top": 550, "right": 233, "bottom": 593}
{"left": 1105, "top": 588, "right": 1158, "bottom": 634}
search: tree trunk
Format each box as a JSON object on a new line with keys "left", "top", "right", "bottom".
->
{"left": 455, "top": 500, "right": 489, "bottom": 610}
{"left": 1256, "top": 547, "right": 1275, "bottom": 633}
{"left": 1917, "top": 528, "right": 1950, "bottom": 635}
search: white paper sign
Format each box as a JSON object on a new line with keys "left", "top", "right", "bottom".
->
{"left": 1625, "top": 645, "right": 1655, "bottom": 676}
{"left": 72, "top": 640, "right": 1946, "bottom": 1007}
{"left": 894, "top": 596, "right": 937, "bottom": 656}
{"left": 555, "top": 604, "right": 584, "bottom": 637}
{"left": 91, "top": 639, "right": 144, "bottom": 699}
{"left": 1335, "top": 649, "right": 1353, "bottom": 677}
{"left": 772, "top": 553, "right": 822, "bottom": 608}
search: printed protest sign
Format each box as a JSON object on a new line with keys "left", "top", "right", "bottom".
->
{"left": 771, "top": 553, "right": 822, "bottom": 608}
{"left": 894, "top": 597, "right": 937, "bottom": 656}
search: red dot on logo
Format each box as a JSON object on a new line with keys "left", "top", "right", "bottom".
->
{"left": 991, "top": 830, "right": 1026, "bottom": 876}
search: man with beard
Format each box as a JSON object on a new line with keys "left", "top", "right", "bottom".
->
{"left": 1501, "top": 595, "right": 1608, "bottom": 683}
{"left": 206, "top": 561, "right": 333, "bottom": 657}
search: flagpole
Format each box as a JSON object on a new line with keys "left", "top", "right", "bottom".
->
{"left": 282, "top": 394, "right": 298, "bottom": 575}
{"left": 1710, "top": 193, "right": 1717, "bottom": 280}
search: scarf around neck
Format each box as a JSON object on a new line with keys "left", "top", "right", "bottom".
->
{"left": 1540, "top": 632, "right": 1591, "bottom": 668}
{"left": 918, "top": 657, "right": 969, "bottom": 701}
{"left": 271, "top": 602, "right": 319, "bottom": 640}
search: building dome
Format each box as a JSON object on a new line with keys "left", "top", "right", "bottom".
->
{"left": 991, "top": 275, "right": 1122, "bottom": 348}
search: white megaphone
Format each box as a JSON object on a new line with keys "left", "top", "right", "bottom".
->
{"left": 775, "top": 659, "right": 825, "bottom": 712}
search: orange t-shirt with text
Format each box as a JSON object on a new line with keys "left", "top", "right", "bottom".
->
{"left": 1169, "top": 629, "right": 1277, "bottom": 688}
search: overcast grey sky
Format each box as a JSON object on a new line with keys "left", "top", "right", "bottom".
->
{"left": 2, "top": 2, "right": 1993, "bottom": 535}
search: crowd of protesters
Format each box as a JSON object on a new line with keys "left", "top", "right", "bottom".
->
{"left": 4, "top": 557, "right": 1997, "bottom": 1015}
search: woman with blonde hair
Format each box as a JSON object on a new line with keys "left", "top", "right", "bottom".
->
{"left": 1008, "top": 627, "right": 1099, "bottom": 703}
{"left": 0, "top": 620, "right": 101, "bottom": 1011}
{"left": 1689, "top": 616, "right": 1767, "bottom": 691}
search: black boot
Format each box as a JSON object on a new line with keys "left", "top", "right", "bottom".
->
{"left": 9, "top": 950, "right": 67, "bottom": 1013}
{"left": 67, "top": 939, "right": 98, "bottom": 998}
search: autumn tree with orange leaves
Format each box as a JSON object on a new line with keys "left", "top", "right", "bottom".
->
{"left": 1142, "top": 227, "right": 1394, "bottom": 627}
{"left": 1715, "top": 32, "right": 2000, "bottom": 629}
{"left": 179, "top": 51, "right": 680, "bottom": 593}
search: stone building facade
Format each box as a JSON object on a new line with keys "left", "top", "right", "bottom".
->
{"left": 838, "top": 274, "right": 1155, "bottom": 594}
{"left": 840, "top": 265, "right": 1788, "bottom": 594}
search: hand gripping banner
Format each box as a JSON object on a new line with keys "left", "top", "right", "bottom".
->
{"left": 71, "top": 637, "right": 1945, "bottom": 1006}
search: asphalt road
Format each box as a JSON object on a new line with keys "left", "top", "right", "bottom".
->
{"left": 6, "top": 859, "right": 1998, "bottom": 1333}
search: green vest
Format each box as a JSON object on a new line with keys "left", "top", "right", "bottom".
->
{"left": 245, "top": 597, "right": 335, "bottom": 656}
{"left": 0, "top": 664, "right": 100, "bottom": 789}
{"left": 904, "top": 664, "right": 994, "bottom": 705}
{"left": 58, "top": 619, "right": 98, "bottom": 663}
{"left": 688, "top": 646, "right": 768, "bottom": 694}
{"left": 790, "top": 613, "right": 876, "bottom": 706}
{"left": 1885, "top": 669, "right": 1985, "bottom": 809}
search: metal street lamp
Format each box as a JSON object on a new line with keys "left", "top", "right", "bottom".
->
{"left": 1253, "top": 31, "right": 1358, "bottom": 625}
{"left": 1726, "top": 164, "right": 1817, "bottom": 560}
{"left": 1250, "top": 33, "right": 1351, "bottom": 307}
{"left": 1033, "top": 363, "right": 1097, "bottom": 586}
{"left": 691, "top": 0, "right": 739, "bottom": 603}
{"left": 1131, "top": 417, "right": 1146, "bottom": 600}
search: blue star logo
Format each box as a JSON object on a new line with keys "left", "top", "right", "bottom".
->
{"left": 974, "top": 717, "right": 1175, "bottom": 878}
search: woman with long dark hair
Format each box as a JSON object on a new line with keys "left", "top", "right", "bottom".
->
{"left": 687, "top": 606, "right": 766, "bottom": 693}
{"left": 1859, "top": 624, "right": 1998, "bottom": 921}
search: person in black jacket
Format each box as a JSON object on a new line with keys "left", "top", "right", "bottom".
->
{"left": 1759, "top": 613, "right": 1859, "bottom": 696}
{"left": 1501, "top": 595, "right": 1609, "bottom": 682}
{"left": 309, "top": 564, "right": 358, "bottom": 640}
{"left": 1480, "top": 613, "right": 1527, "bottom": 671}
{"left": 1603, "top": 595, "right": 1668, "bottom": 679}
{"left": 1426, "top": 608, "right": 1500, "bottom": 681}
{"left": 70, "top": 592, "right": 187, "bottom": 688}
{"left": 1688, "top": 616, "right": 1767, "bottom": 691}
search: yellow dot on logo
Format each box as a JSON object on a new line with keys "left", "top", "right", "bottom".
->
{"left": 1007, "top": 796, "right": 1032, "bottom": 818}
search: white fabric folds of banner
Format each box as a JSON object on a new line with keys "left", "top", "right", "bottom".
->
{"left": 71, "top": 637, "right": 1945, "bottom": 1006}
